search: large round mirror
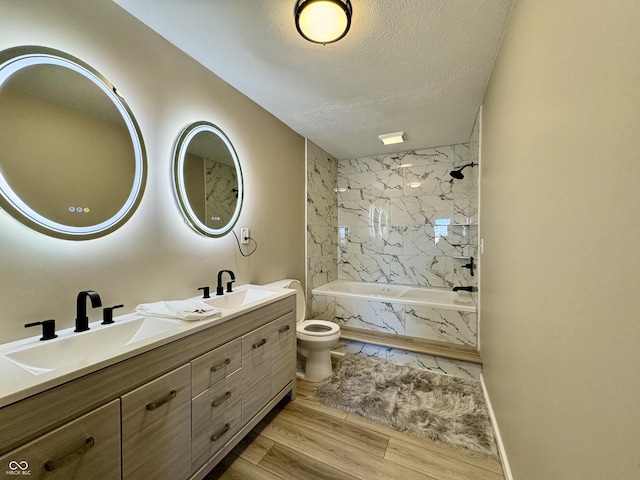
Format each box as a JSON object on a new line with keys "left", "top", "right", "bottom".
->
{"left": 172, "top": 121, "right": 243, "bottom": 237}
{"left": 0, "top": 46, "right": 146, "bottom": 240}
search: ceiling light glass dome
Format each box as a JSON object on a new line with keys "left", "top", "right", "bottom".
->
{"left": 294, "top": 0, "right": 352, "bottom": 45}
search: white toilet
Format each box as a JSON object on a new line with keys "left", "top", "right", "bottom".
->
{"left": 264, "top": 279, "right": 340, "bottom": 382}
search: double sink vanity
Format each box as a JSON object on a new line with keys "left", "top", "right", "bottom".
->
{"left": 0, "top": 284, "right": 297, "bottom": 480}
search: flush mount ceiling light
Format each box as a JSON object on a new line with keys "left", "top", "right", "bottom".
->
{"left": 378, "top": 131, "right": 405, "bottom": 146}
{"left": 295, "top": 0, "right": 352, "bottom": 45}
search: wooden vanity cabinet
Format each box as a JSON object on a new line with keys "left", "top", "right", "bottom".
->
{"left": 191, "top": 338, "right": 242, "bottom": 397}
{"left": 270, "top": 314, "right": 296, "bottom": 396}
{"left": 0, "top": 294, "right": 296, "bottom": 480}
{"left": 0, "top": 400, "right": 120, "bottom": 480}
{"left": 190, "top": 338, "right": 243, "bottom": 472}
{"left": 242, "top": 313, "right": 296, "bottom": 422}
{"left": 121, "top": 364, "right": 191, "bottom": 480}
{"left": 241, "top": 320, "right": 272, "bottom": 421}
{"left": 191, "top": 369, "right": 242, "bottom": 471}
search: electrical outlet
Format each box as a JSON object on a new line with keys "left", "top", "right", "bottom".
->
{"left": 240, "top": 228, "right": 249, "bottom": 244}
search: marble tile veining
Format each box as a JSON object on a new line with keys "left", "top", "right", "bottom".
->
{"left": 307, "top": 123, "right": 482, "bottom": 363}
{"left": 337, "top": 141, "right": 478, "bottom": 291}
{"left": 307, "top": 141, "right": 339, "bottom": 290}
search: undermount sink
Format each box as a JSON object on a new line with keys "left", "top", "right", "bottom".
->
{"left": 204, "top": 288, "right": 279, "bottom": 310}
{"left": 4, "top": 316, "right": 182, "bottom": 376}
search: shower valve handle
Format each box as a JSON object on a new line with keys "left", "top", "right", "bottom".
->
{"left": 462, "top": 257, "right": 475, "bottom": 277}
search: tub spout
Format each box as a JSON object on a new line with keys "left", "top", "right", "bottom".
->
{"left": 453, "top": 286, "right": 476, "bottom": 292}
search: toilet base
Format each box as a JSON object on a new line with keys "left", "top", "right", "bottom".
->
{"left": 303, "top": 349, "right": 333, "bottom": 382}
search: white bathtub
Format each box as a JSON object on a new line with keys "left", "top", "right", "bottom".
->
{"left": 311, "top": 279, "right": 476, "bottom": 312}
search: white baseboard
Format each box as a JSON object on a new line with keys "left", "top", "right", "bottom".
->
{"left": 479, "top": 373, "right": 514, "bottom": 480}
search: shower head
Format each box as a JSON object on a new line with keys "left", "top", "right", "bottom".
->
{"left": 449, "top": 162, "right": 476, "bottom": 180}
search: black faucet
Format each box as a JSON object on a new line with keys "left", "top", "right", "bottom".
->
{"left": 461, "top": 257, "right": 475, "bottom": 277}
{"left": 101, "top": 304, "right": 124, "bottom": 325}
{"left": 453, "top": 286, "right": 476, "bottom": 292}
{"left": 24, "top": 319, "right": 58, "bottom": 341}
{"left": 75, "top": 290, "right": 102, "bottom": 332}
{"left": 216, "top": 270, "right": 235, "bottom": 296}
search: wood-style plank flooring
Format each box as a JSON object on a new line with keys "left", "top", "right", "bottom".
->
{"left": 204, "top": 379, "right": 505, "bottom": 480}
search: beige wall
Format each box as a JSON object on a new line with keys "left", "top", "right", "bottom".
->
{"left": 0, "top": 0, "right": 305, "bottom": 343}
{"left": 481, "top": 0, "right": 640, "bottom": 478}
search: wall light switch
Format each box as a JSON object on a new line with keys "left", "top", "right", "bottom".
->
{"left": 240, "top": 228, "right": 249, "bottom": 244}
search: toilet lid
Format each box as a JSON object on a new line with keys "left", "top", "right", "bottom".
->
{"left": 296, "top": 320, "right": 340, "bottom": 336}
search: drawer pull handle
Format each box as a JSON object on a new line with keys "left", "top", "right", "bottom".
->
{"left": 252, "top": 338, "right": 267, "bottom": 349}
{"left": 146, "top": 390, "right": 177, "bottom": 410}
{"left": 211, "top": 391, "right": 232, "bottom": 408}
{"left": 210, "top": 423, "right": 230, "bottom": 442}
{"left": 210, "top": 358, "right": 231, "bottom": 372}
{"left": 279, "top": 325, "right": 291, "bottom": 333}
{"left": 44, "top": 437, "right": 94, "bottom": 472}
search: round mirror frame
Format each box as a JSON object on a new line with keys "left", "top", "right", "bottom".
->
{"left": 172, "top": 121, "right": 244, "bottom": 237}
{"left": 0, "top": 46, "right": 147, "bottom": 240}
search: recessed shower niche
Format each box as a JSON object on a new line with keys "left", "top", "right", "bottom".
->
{"left": 0, "top": 46, "right": 147, "bottom": 240}
{"left": 172, "top": 121, "right": 243, "bottom": 237}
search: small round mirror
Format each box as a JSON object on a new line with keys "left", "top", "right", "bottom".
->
{"left": 0, "top": 46, "right": 146, "bottom": 240}
{"left": 172, "top": 122, "right": 243, "bottom": 237}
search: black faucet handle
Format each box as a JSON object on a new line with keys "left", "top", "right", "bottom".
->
{"left": 25, "top": 319, "right": 58, "bottom": 341}
{"left": 198, "top": 286, "right": 211, "bottom": 299}
{"left": 462, "top": 257, "right": 475, "bottom": 277}
{"left": 101, "top": 304, "right": 124, "bottom": 325}
{"left": 226, "top": 280, "right": 235, "bottom": 293}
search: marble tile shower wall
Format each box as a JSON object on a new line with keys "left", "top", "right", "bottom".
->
{"left": 337, "top": 144, "right": 478, "bottom": 289}
{"left": 305, "top": 137, "right": 482, "bottom": 380}
{"left": 306, "top": 141, "right": 338, "bottom": 310}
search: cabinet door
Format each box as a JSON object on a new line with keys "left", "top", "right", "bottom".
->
{"left": 0, "top": 400, "right": 120, "bottom": 480}
{"left": 191, "top": 369, "right": 242, "bottom": 471}
{"left": 191, "top": 338, "right": 241, "bottom": 398}
{"left": 241, "top": 322, "right": 271, "bottom": 422}
{"left": 121, "top": 364, "right": 191, "bottom": 480}
{"left": 270, "top": 314, "right": 296, "bottom": 396}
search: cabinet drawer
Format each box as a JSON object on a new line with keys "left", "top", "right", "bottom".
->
{"left": 191, "top": 369, "right": 242, "bottom": 471}
{"left": 270, "top": 313, "right": 296, "bottom": 396}
{"left": 0, "top": 400, "right": 120, "bottom": 480}
{"left": 191, "top": 337, "right": 241, "bottom": 397}
{"left": 241, "top": 321, "right": 271, "bottom": 422}
{"left": 121, "top": 364, "right": 191, "bottom": 480}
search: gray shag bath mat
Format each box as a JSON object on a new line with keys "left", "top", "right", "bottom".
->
{"left": 312, "top": 353, "right": 498, "bottom": 458}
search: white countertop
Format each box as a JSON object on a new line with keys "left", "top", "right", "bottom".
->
{"left": 0, "top": 284, "right": 294, "bottom": 408}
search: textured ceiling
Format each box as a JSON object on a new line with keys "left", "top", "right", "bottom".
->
{"left": 113, "top": 0, "right": 512, "bottom": 160}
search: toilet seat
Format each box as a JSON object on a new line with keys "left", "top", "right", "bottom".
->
{"left": 296, "top": 320, "right": 340, "bottom": 337}
{"left": 263, "top": 279, "right": 340, "bottom": 382}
